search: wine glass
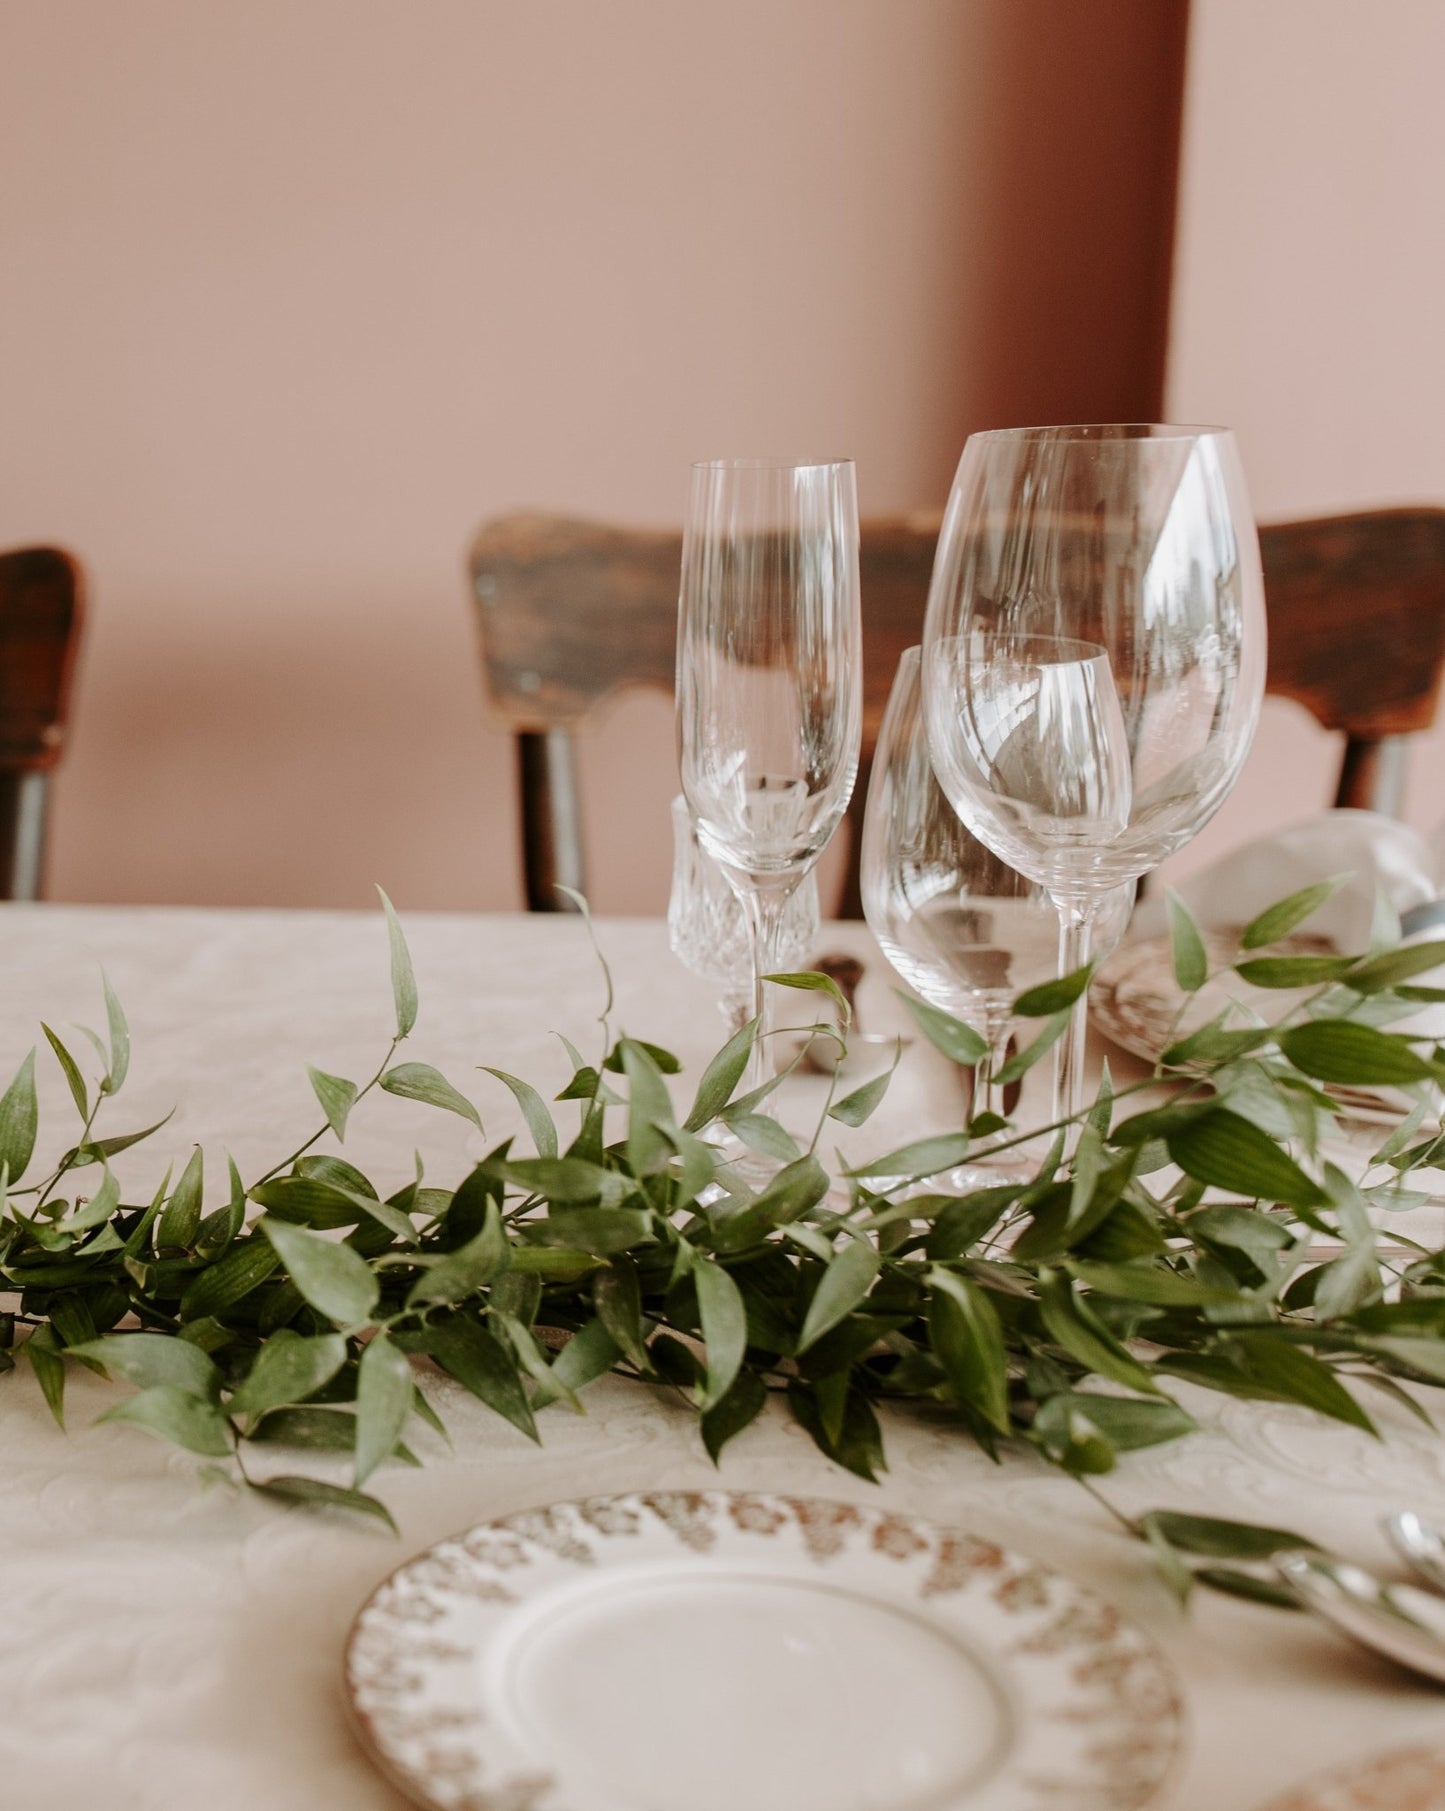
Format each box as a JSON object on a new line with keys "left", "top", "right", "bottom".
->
{"left": 862, "top": 647, "right": 1133, "bottom": 1169}
{"left": 667, "top": 794, "right": 820, "bottom": 1033}
{"left": 676, "top": 458, "right": 862, "bottom": 1111}
{"left": 921, "top": 425, "right": 1266, "bottom": 1123}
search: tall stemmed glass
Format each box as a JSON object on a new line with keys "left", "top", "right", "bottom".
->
{"left": 921, "top": 425, "right": 1266, "bottom": 1124}
{"left": 677, "top": 458, "right": 862, "bottom": 1109}
{"left": 862, "top": 647, "right": 1133, "bottom": 1170}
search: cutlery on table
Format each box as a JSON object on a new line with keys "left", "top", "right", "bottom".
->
{"left": 1276, "top": 1548, "right": 1445, "bottom": 1685}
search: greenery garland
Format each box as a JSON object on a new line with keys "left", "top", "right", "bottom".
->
{"left": 4, "top": 884, "right": 1445, "bottom": 1606}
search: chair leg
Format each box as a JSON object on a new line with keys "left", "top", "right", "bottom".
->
{"left": 0, "top": 771, "right": 49, "bottom": 902}
{"left": 1336, "top": 734, "right": 1409, "bottom": 816}
{"left": 518, "top": 729, "right": 586, "bottom": 911}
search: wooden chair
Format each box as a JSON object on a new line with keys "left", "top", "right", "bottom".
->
{"left": 468, "top": 505, "right": 1445, "bottom": 914}
{"left": 1257, "top": 508, "right": 1445, "bottom": 816}
{"left": 0, "top": 547, "right": 84, "bottom": 900}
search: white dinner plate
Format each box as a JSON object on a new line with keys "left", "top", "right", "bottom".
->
{"left": 1256, "top": 1744, "right": 1445, "bottom": 1810}
{"left": 345, "top": 1490, "right": 1182, "bottom": 1811}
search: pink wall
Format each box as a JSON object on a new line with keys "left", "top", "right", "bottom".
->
{"left": 1, "top": 1, "right": 1185, "bottom": 914}
{"left": 1166, "top": 0, "right": 1445, "bottom": 875}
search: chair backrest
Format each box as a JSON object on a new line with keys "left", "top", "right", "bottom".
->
{"left": 470, "top": 506, "right": 1445, "bottom": 913}
{"left": 0, "top": 547, "right": 84, "bottom": 900}
{"left": 1257, "top": 507, "right": 1445, "bottom": 814}
{"left": 469, "top": 511, "right": 940, "bottom": 914}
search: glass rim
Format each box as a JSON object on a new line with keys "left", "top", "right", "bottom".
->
{"left": 934, "top": 630, "right": 1111, "bottom": 666}
{"left": 690, "top": 455, "right": 855, "bottom": 472}
{"left": 965, "top": 422, "right": 1232, "bottom": 444}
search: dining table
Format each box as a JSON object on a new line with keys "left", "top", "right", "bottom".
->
{"left": 2, "top": 899, "right": 1444, "bottom": 1811}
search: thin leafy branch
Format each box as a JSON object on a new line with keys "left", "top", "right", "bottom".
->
{"left": 0, "top": 884, "right": 1441, "bottom": 1602}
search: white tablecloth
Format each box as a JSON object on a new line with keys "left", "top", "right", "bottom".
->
{"left": 0, "top": 904, "right": 1442, "bottom": 1810}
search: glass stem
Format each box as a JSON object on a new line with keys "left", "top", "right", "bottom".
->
{"left": 1051, "top": 893, "right": 1097, "bottom": 1140}
{"left": 736, "top": 871, "right": 803, "bottom": 1109}
{"left": 974, "top": 1000, "right": 1012, "bottom": 1125}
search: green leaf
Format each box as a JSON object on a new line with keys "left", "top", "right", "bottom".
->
{"left": 25, "top": 1324, "right": 65, "bottom": 1426}
{"left": 156, "top": 1146, "right": 205, "bottom": 1250}
{"left": 827, "top": 1045, "right": 901, "bottom": 1128}
{"left": 179, "top": 1235, "right": 280, "bottom": 1320}
{"left": 620, "top": 1038, "right": 675, "bottom": 1177}
{"left": 1166, "top": 1108, "right": 1326, "bottom": 1208}
{"left": 261, "top": 1218, "right": 379, "bottom": 1326}
{"left": 376, "top": 886, "right": 418, "bottom": 1039}
{"left": 101, "top": 969, "right": 130, "bottom": 1094}
{"left": 1043, "top": 1392, "right": 1195, "bottom": 1451}
{"left": 1013, "top": 965, "right": 1094, "bottom": 1018}
{"left": 532, "top": 1317, "right": 622, "bottom": 1407}
{"left": 701, "top": 1370, "right": 769, "bottom": 1463}
{"left": 380, "top": 1063, "right": 482, "bottom": 1131}
{"left": 1240, "top": 878, "right": 1349, "bottom": 950}
{"left": 894, "top": 992, "right": 989, "bottom": 1064}
{"left": 406, "top": 1200, "right": 511, "bottom": 1307}
{"left": 42, "top": 1023, "right": 89, "bottom": 1118}
{"left": 480, "top": 1067, "right": 558, "bottom": 1159}
{"left": 64, "top": 1164, "right": 122, "bottom": 1234}
{"left": 1195, "top": 1567, "right": 1304, "bottom": 1610}
{"left": 1066, "top": 1259, "right": 1240, "bottom": 1307}
{"left": 502, "top": 1156, "right": 615, "bottom": 1203}
{"left": 355, "top": 1333, "right": 414, "bottom": 1487}
{"left": 72, "top": 1333, "right": 220, "bottom": 1400}
{"left": 929, "top": 1271, "right": 1010, "bottom": 1432}
{"left": 798, "top": 1241, "right": 881, "bottom": 1352}
{"left": 0, "top": 1050, "right": 38, "bottom": 1183}
{"left": 1030, "top": 1394, "right": 1115, "bottom": 1474}
{"left": 1233, "top": 955, "right": 1359, "bottom": 987}
{"left": 99, "top": 1385, "right": 233, "bottom": 1457}
{"left": 228, "top": 1330, "right": 347, "bottom": 1419}
{"left": 992, "top": 1010, "right": 1070, "bottom": 1084}
{"left": 602, "top": 1037, "right": 681, "bottom": 1076}
{"left": 1165, "top": 889, "right": 1209, "bottom": 992}
{"left": 251, "top": 1474, "right": 396, "bottom": 1534}
{"left": 683, "top": 1018, "right": 757, "bottom": 1132}
{"left": 1140, "top": 1509, "right": 1318, "bottom": 1560}
{"left": 711, "top": 1153, "right": 831, "bottom": 1251}
{"left": 424, "top": 1316, "right": 537, "bottom": 1442}
{"left": 521, "top": 1207, "right": 652, "bottom": 1255}
{"left": 307, "top": 1066, "right": 358, "bottom": 1141}
{"left": 849, "top": 1132, "right": 974, "bottom": 1179}
{"left": 1038, "top": 1269, "right": 1161, "bottom": 1396}
{"left": 722, "top": 1111, "right": 802, "bottom": 1164}
{"left": 1279, "top": 1021, "right": 1436, "bottom": 1086}
{"left": 1140, "top": 1512, "right": 1195, "bottom": 1605}
{"left": 251, "top": 1405, "right": 358, "bottom": 1450}
{"left": 765, "top": 970, "right": 851, "bottom": 1027}
{"left": 924, "top": 1188, "right": 1018, "bottom": 1259}
{"left": 1344, "top": 940, "right": 1445, "bottom": 994}
{"left": 593, "top": 1259, "right": 650, "bottom": 1371}
{"left": 1225, "top": 1331, "right": 1377, "bottom": 1434}
{"left": 694, "top": 1257, "right": 748, "bottom": 1410}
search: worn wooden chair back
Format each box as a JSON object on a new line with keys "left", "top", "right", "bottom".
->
{"left": 1257, "top": 507, "right": 1445, "bottom": 815}
{"left": 468, "top": 511, "right": 939, "bottom": 914}
{"left": 469, "top": 506, "right": 1445, "bottom": 914}
{"left": 0, "top": 547, "right": 84, "bottom": 900}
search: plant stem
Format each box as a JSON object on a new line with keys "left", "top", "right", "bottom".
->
{"left": 249, "top": 1036, "right": 402, "bottom": 1189}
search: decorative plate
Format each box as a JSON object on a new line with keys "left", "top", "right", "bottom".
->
{"left": 1257, "top": 1745, "right": 1445, "bottom": 1811}
{"left": 344, "top": 1490, "right": 1183, "bottom": 1811}
{"left": 1092, "top": 929, "right": 1337, "bottom": 1066}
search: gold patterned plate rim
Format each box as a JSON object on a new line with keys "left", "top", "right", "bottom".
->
{"left": 343, "top": 1489, "right": 1184, "bottom": 1811}
{"left": 1255, "top": 1743, "right": 1445, "bottom": 1811}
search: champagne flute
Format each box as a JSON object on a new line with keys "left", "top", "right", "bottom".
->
{"left": 667, "top": 794, "right": 820, "bottom": 1034}
{"left": 921, "top": 425, "right": 1266, "bottom": 1123}
{"left": 862, "top": 647, "right": 1133, "bottom": 1170}
{"left": 676, "top": 458, "right": 862, "bottom": 1112}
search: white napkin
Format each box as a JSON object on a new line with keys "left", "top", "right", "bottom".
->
{"left": 1136, "top": 809, "right": 1439, "bottom": 950}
